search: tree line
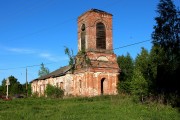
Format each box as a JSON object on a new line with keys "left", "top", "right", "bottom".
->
{"left": 0, "top": 76, "right": 31, "bottom": 97}
{"left": 117, "top": 0, "right": 179, "bottom": 107}
{"left": 0, "top": 63, "right": 49, "bottom": 97}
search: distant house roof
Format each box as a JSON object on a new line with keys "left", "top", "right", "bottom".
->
{"left": 30, "top": 65, "right": 71, "bottom": 83}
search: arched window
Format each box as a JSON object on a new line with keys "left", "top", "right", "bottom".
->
{"left": 81, "top": 24, "right": 86, "bottom": 51}
{"left": 96, "top": 22, "right": 106, "bottom": 49}
{"left": 79, "top": 80, "right": 82, "bottom": 88}
{"left": 79, "top": 80, "right": 82, "bottom": 94}
{"left": 56, "top": 83, "right": 59, "bottom": 88}
{"left": 60, "top": 82, "right": 63, "bottom": 89}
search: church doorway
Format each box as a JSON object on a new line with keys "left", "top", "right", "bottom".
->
{"left": 101, "top": 78, "right": 105, "bottom": 95}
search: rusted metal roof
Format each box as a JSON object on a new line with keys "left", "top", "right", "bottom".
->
{"left": 30, "top": 65, "right": 71, "bottom": 82}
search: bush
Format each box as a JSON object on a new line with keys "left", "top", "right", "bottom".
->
{"left": 45, "top": 84, "right": 64, "bottom": 98}
{"left": 31, "top": 92, "right": 39, "bottom": 98}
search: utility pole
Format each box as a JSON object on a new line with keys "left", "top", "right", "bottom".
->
{"left": 26, "top": 68, "right": 28, "bottom": 97}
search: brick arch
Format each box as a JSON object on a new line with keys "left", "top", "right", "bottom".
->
{"left": 92, "top": 19, "right": 108, "bottom": 29}
{"left": 97, "top": 73, "right": 109, "bottom": 95}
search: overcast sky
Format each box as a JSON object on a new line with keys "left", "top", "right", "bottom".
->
{"left": 0, "top": 0, "right": 179, "bottom": 84}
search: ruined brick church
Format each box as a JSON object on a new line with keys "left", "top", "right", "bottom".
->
{"left": 31, "top": 9, "right": 120, "bottom": 97}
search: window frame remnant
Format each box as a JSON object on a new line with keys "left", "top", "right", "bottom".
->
{"left": 81, "top": 24, "right": 86, "bottom": 51}
{"left": 96, "top": 22, "right": 106, "bottom": 49}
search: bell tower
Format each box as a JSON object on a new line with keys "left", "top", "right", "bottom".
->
{"left": 77, "top": 9, "right": 113, "bottom": 53}
{"left": 76, "top": 9, "right": 119, "bottom": 72}
{"left": 74, "top": 9, "right": 120, "bottom": 96}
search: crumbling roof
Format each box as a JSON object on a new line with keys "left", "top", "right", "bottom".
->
{"left": 30, "top": 65, "right": 71, "bottom": 82}
{"left": 90, "top": 9, "right": 112, "bottom": 15}
{"left": 78, "top": 8, "right": 112, "bottom": 19}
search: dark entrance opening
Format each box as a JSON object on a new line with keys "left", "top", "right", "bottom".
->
{"left": 101, "top": 78, "right": 105, "bottom": 95}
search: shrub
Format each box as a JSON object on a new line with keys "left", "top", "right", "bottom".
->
{"left": 45, "top": 84, "right": 64, "bottom": 98}
{"left": 31, "top": 92, "right": 39, "bottom": 98}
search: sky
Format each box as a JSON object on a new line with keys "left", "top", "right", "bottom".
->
{"left": 0, "top": 0, "right": 179, "bottom": 84}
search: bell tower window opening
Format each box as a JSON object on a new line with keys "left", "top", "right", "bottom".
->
{"left": 81, "top": 24, "right": 86, "bottom": 51}
{"left": 96, "top": 22, "right": 106, "bottom": 49}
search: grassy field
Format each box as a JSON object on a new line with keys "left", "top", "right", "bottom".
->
{"left": 0, "top": 95, "right": 179, "bottom": 120}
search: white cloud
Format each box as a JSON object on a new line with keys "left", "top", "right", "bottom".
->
{"left": 39, "top": 53, "right": 68, "bottom": 62}
{"left": 6, "top": 48, "right": 35, "bottom": 54}
{"left": 39, "top": 53, "right": 55, "bottom": 61}
{"left": 3, "top": 46, "right": 68, "bottom": 62}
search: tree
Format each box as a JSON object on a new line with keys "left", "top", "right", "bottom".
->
{"left": 22, "top": 83, "right": 31, "bottom": 96}
{"left": 117, "top": 53, "right": 134, "bottom": 93}
{"left": 135, "top": 48, "right": 149, "bottom": 79}
{"left": 0, "top": 79, "right": 7, "bottom": 94}
{"left": 0, "top": 85, "right": 3, "bottom": 95}
{"left": 151, "top": 0, "right": 180, "bottom": 107}
{"left": 38, "top": 63, "right": 50, "bottom": 77}
{"left": 152, "top": 0, "right": 180, "bottom": 68}
{"left": 130, "top": 68, "right": 148, "bottom": 102}
{"left": 0, "top": 76, "right": 23, "bottom": 95}
{"left": 64, "top": 46, "right": 75, "bottom": 67}
{"left": 27, "top": 83, "right": 32, "bottom": 96}
{"left": 149, "top": 45, "right": 166, "bottom": 91}
{"left": 152, "top": 0, "right": 180, "bottom": 59}
{"left": 151, "top": 0, "right": 180, "bottom": 94}
{"left": 134, "top": 47, "right": 152, "bottom": 92}
{"left": 64, "top": 46, "right": 76, "bottom": 73}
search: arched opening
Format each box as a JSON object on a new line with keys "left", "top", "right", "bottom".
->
{"left": 56, "top": 82, "right": 59, "bottom": 88}
{"left": 79, "top": 80, "right": 82, "bottom": 94}
{"left": 33, "top": 86, "right": 35, "bottom": 93}
{"left": 96, "top": 22, "right": 106, "bottom": 49}
{"left": 79, "top": 80, "right": 82, "bottom": 88}
{"left": 81, "top": 24, "right": 86, "bottom": 51}
{"left": 101, "top": 78, "right": 105, "bottom": 95}
{"left": 60, "top": 82, "right": 63, "bottom": 89}
{"left": 40, "top": 85, "right": 42, "bottom": 95}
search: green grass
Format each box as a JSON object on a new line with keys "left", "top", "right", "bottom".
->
{"left": 0, "top": 95, "right": 179, "bottom": 120}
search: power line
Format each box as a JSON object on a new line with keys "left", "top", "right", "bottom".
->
{"left": 113, "top": 39, "right": 151, "bottom": 50}
{"left": 0, "top": 39, "right": 151, "bottom": 71}
{"left": 0, "top": 1, "right": 151, "bottom": 71}
{"left": 0, "top": 62, "right": 57, "bottom": 71}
